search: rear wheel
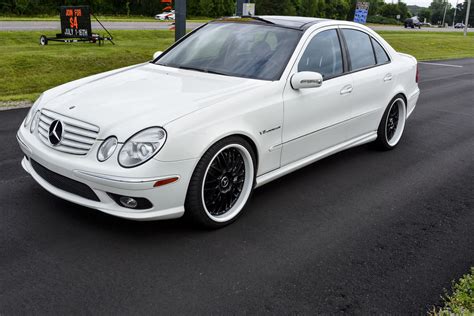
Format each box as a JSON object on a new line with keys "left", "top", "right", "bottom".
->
{"left": 375, "top": 95, "right": 407, "bottom": 150}
{"left": 185, "top": 136, "right": 256, "bottom": 228}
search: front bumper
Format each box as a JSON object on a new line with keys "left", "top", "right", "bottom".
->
{"left": 17, "top": 128, "right": 197, "bottom": 221}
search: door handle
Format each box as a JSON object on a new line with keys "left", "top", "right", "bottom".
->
{"left": 340, "top": 85, "right": 353, "bottom": 95}
{"left": 384, "top": 74, "right": 393, "bottom": 82}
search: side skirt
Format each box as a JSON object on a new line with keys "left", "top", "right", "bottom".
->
{"left": 255, "top": 131, "right": 377, "bottom": 188}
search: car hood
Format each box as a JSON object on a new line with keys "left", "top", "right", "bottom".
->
{"left": 40, "top": 63, "right": 265, "bottom": 140}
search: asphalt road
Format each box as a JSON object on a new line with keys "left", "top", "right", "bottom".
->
{"left": 1, "top": 20, "right": 472, "bottom": 32}
{"left": 0, "top": 59, "right": 473, "bottom": 314}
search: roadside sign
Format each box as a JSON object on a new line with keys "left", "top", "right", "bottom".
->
{"left": 243, "top": 3, "right": 255, "bottom": 16}
{"left": 396, "top": 14, "right": 401, "bottom": 20}
{"left": 60, "top": 6, "right": 91, "bottom": 38}
{"left": 40, "top": 5, "right": 114, "bottom": 46}
{"left": 354, "top": 1, "right": 370, "bottom": 24}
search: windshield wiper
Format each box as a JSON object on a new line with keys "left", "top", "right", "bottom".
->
{"left": 178, "top": 66, "right": 230, "bottom": 76}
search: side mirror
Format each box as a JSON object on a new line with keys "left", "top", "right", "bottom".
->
{"left": 291, "top": 71, "right": 323, "bottom": 90}
{"left": 153, "top": 51, "right": 163, "bottom": 60}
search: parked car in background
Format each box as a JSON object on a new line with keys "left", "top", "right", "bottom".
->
{"left": 404, "top": 17, "right": 421, "bottom": 29}
{"left": 420, "top": 22, "right": 432, "bottom": 27}
{"left": 155, "top": 10, "right": 175, "bottom": 20}
{"left": 454, "top": 23, "right": 465, "bottom": 29}
{"left": 17, "top": 16, "right": 420, "bottom": 228}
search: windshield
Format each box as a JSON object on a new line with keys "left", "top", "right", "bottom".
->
{"left": 155, "top": 22, "right": 302, "bottom": 81}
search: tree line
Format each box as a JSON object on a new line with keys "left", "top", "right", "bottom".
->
{"left": 0, "top": 0, "right": 471, "bottom": 26}
{"left": 0, "top": 0, "right": 410, "bottom": 19}
{"left": 417, "top": 0, "right": 473, "bottom": 26}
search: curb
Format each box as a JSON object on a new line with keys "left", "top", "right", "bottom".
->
{"left": 0, "top": 101, "right": 32, "bottom": 111}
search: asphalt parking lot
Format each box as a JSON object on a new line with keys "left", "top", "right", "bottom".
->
{"left": 0, "top": 59, "right": 473, "bottom": 314}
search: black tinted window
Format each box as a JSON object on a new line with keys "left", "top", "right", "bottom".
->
{"left": 342, "top": 29, "right": 376, "bottom": 71}
{"left": 298, "top": 29, "right": 343, "bottom": 79}
{"left": 371, "top": 37, "right": 390, "bottom": 64}
{"left": 156, "top": 23, "right": 301, "bottom": 81}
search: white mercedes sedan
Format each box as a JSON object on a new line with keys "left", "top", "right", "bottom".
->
{"left": 17, "top": 16, "right": 420, "bottom": 228}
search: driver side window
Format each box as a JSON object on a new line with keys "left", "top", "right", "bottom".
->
{"left": 298, "top": 29, "right": 343, "bottom": 79}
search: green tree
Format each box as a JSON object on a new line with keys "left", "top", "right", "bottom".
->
{"left": 378, "top": 2, "right": 410, "bottom": 21}
{"left": 418, "top": 7, "right": 431, "bottom": 22}
{"left": 429, "top": 0, "right": 451, "bottom": 25}
{"left": 255, "top": 0, "right": 295, "bottom": 15}
{"left": 188, "top": 0, "right": 201, "bottom": 16}
{"left": 322, "top": 0, "right": 350, "bottom": 20}
{"left": 299, "top": 0, "right": 321, "bottom": 17}
{"left": 223, "top": 0, "right": 235, "bottom": 15}
{"left": 213, "top": 0, "right": 224, "bottom": 16}
{"left": 199, "top": 0, "right": 214, "bottom": 17}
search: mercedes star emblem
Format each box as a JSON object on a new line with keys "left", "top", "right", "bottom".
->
{"left": 48, "top": 120, "right": 63, "bottom": 145}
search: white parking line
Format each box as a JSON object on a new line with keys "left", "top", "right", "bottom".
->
{"left": 419, "top": 62, "right": 463, "bottom": 68}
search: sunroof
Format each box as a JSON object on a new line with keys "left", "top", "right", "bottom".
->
{"left": 214, "top": 15, "right": 327, "bottom": 30}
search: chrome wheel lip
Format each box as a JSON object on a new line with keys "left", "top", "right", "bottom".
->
{"left": 385, "top": 98, "right": 407, "bottom": 147}
{"left": 201, "top": 144, "right": 254, "bottom": 223}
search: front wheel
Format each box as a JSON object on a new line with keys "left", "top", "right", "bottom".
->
{"left": 375, "top": 95, "right": 407, "bottom": 150}
{"left": 185, "top": 136, "right": 256, "bottom": 228}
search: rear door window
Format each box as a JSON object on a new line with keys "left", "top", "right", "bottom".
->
{"left": 342, "top": 29, "right": 376, "bottom": 71}
{"left": 371, "top": 37, "right": 390, "bottom": 64}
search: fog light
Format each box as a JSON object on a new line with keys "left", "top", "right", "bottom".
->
{"left": 119, "top": 197, "right": 138, "bottom": 209}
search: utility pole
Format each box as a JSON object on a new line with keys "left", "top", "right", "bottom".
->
{"left": 464, "top": 0, "right": 472, "bottom": 36}
{"left": 453, "top": 0, "right": 459, "bottom": 27}
{"left": 442, "top": 0, "right": 448, "bottom": 27}
{"left": 236, "top": 0, "right": 250, "bottom": 16}
{"left": 175, "top": 0, "right": 186, "bottom": 42}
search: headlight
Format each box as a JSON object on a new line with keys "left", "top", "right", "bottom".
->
{"left": 118, "top": 127, "right": 167, "bottom": 168}
{"left": 24, "top": 94, "right": 43, "bottom": 128}
{"left": 97, "top": 136, "right": 118, "bottom": 162}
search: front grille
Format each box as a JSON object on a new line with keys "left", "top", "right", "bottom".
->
{"left": 37, "top": 109, "right": 99, "bottom": 155}
{"left": 31, "top": 159, "right": 100, "bottom": 202}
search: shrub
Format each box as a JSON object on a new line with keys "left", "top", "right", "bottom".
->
{"left": 430, "top": 267, "right": 474, "bottom": 315}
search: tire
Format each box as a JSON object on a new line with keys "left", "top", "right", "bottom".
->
{"left": 374, "top": 95, "right": 407, "bottom": 150}
{"left": 39, "top": 35, "right": 48, "bottom": 46}
{"left": 185, "top": 136, "right": 256, "bottom": 228}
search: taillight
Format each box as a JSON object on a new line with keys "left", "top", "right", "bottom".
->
{"left": 416, "top": 64, "right": 419, "bottom": 83}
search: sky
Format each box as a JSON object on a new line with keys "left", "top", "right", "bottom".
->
{"left": 384, "top": 0, "right": 460, "bottom": 7}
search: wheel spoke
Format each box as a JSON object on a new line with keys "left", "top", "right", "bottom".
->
{"left": 386, "top": 102, "right": 401, "bottom": 141}
{"left": 203, "top": 147, "right": 247, "bottom": 216}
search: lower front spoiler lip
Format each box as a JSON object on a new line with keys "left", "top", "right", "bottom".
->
{"left": 21, "top": 157, "right": 185, "bottom": 221}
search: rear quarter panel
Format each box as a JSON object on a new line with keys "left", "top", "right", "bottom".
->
{"left": 393, "top": 53, "right": 419, "bottom": 116}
